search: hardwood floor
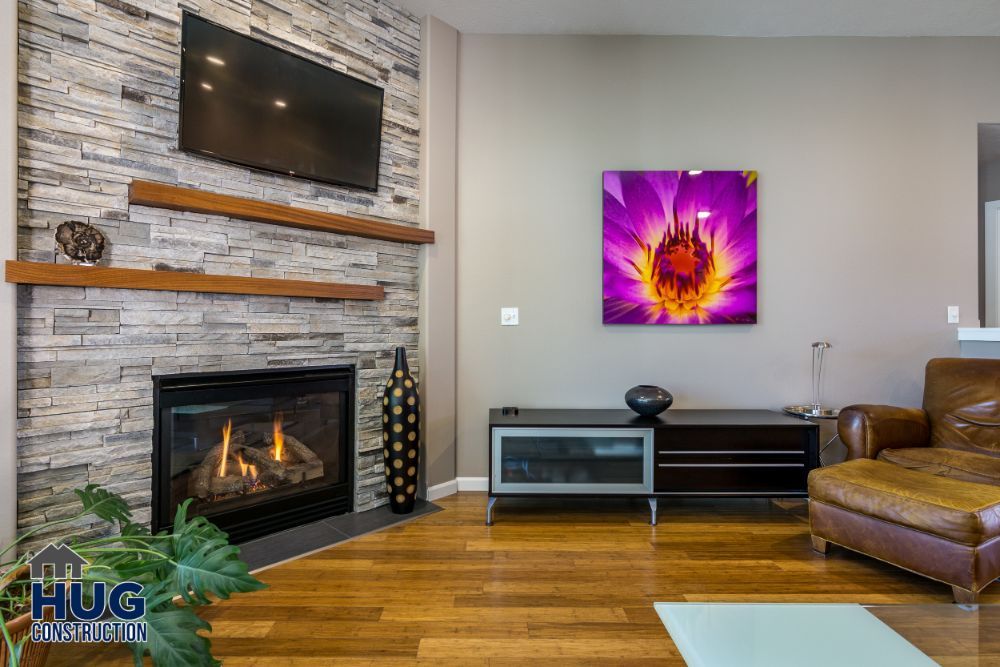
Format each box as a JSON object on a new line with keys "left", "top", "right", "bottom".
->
{"left": 49, "top": 493, "right": 1000, "bottom": 665}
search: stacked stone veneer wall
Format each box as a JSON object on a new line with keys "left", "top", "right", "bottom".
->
{"left": 16, "top": 0, "right": 420, "bottom": 548}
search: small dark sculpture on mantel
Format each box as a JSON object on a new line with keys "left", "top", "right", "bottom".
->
{"left": 625, "top": 385, "right": 673, "bottom": 417}
{"left": 55, "top": 220, "right": 106, "bottom": 265}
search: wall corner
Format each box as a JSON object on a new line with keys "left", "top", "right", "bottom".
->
{"left": 417, "top": 15, "right": 459, "bottom": 493}
{"left": 2, "top": 0, "right": 18, "bottom": 550}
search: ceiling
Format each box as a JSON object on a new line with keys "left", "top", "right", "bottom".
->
{"left": 397, "top": 0, "right": 1000, "bottom": 36}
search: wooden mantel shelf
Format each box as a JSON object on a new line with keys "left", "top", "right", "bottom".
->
{"left": 129, "top": 180, "right": 435, "bottom": 245}
{"left": 5, "top": 261, "right": 385, "bottom": 301}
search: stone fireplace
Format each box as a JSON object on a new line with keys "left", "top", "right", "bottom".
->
{"left": 153, "top": 366, "right": 355, "bottom": 542}
{"left": 14, "top": 0, "right": 421, "bottom": 550}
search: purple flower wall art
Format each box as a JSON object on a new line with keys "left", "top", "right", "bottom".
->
{"left": 603, "top": 170, "right": 758, "bottom": 325}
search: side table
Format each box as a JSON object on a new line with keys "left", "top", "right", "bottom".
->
{"left": 783, "top": 406, "right": 843, "bottom": 466}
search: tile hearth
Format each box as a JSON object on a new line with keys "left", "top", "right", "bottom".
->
{"left": 238, "top": 499, "right": 440, "bottom": 571}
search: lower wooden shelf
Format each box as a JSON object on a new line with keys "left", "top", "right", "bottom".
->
{"left": 4, "top": 261, "right": 384, "bottom": 301}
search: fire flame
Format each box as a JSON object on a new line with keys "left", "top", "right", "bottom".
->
{"left": 218, "top": 419, "right": 233, "bottom": 477}
{"left": 273, "top": 412, "right": 284, "bottom": 462}
{"left": 237, "top": 453, "right": 258, "bottom": 482}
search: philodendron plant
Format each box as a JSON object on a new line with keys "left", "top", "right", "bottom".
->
{"left": 0, "top": 484, "right": 266, "bottom": 667}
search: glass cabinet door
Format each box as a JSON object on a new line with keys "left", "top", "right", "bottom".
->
{"left": 491, "top": 428, "right": 653, "bottom": 494}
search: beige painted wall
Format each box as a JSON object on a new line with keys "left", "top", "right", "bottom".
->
{"left": 418, "top": 16, "right": 459, "bottom": 490}
{"left": 456, "top": 35, "right": 997, "bottom": 476}
{"left": 1, "top": 0, "right": 17, "bottom": 549}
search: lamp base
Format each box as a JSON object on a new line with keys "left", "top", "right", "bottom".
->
{"left": 783, "top": 405, "right": 840, "bottom": 420}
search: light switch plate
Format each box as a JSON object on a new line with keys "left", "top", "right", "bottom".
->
{"left": 501, "top": 307, "right": 519, "bottom": 326}
{"left": 947, "top": 306, "right": 960, "bottom": 324}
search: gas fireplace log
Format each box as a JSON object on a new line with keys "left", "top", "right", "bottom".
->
{"left": 236, "top": 445, "right": 288, "bottom": 487}
{"left": 273, "top": 433, "right": 322, "bottom": 465}
{"left": 188, "top": 432, "right": 248, "bottom": 499}
{"left": 187, "top": 429, "right": 325, "bottom": 498}
{"left": 285, "top": 434, "right": 324, "bottom": 482}
{"left": 209, "top": 475, "right": 245, "bottom": 496}
{"left": 284, "top": 463, "right": 324, "bottom": 484}
{"left": 264, "top": 433, "right": 325, "bottom": 483}
{"left": 189, "top": 445, "right": 230, "bottom": 499}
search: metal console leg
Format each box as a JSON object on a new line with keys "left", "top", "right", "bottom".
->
{"left": 648, "top": 497, "right": 658, "bottom": 526}
{"left": 485, "top": 496, "right": 498, "bottom": 526}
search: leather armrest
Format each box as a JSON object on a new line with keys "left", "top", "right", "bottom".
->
{"left": 838, "top": 404, "right": 930, "bottom": 460}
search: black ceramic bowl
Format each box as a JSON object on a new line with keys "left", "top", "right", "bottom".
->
{"left": 625, "top": 385, "right": 673, "bottom": 417}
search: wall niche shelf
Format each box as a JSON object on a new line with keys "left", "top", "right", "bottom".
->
{"left": 128, "top": 180, "right": 435, "bottom": 245}
{"left": 4, "top": 261, "right": 385, "bottom": 301}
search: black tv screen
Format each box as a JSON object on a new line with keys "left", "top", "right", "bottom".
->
{"left": 180, "top": 13, "right": 384, "bottom": 191}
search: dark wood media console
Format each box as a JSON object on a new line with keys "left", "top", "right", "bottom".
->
{"left": 487, "top": 409, "right": 819, "bottom": 525}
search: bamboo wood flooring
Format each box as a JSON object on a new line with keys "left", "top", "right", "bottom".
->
{"left": 49, "top": 493, "right": 1000, "bottom": 666}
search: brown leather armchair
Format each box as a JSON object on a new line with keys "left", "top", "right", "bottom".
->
{"left": 809, "top": 358, "right": 1000, "bottom": 603}
{"left": 838, "top": 404, "right": 929, "bottom": 461}
{"left": 839, "top": 358, "right": 1000, "bottom": 484}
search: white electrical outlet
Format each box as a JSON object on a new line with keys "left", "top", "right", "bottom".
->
{"left": 947, "top": 306, "right": 960, "bottom": 324}
{"left": 501, "top": 307, "right": 519, "bottom": 326}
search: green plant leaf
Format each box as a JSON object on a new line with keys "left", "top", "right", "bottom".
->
{"left": 73, "top": 484, "right": 133, "bottom": 526}
{"left": 83, "top": 541, "right": 171, "bottom": 582}
{"left": 120, "top": 521, "right": 151, "bottom": 539}
{"left": 128, "top": 604, "right": 220, "bottom": 667}
{"left": 0, "top": 554, "right": 31, "bottom": 622}
{"left": 110, "top": 554, "right": 168, "bottom": 582}
{"left": 170, "top": 501, "right": 228, "bottom": 544}
{"left": 171, "top": 538, "right": 266, "bottom": 606}
{"left": 137, "top": 580, "right": 179, "bottom": 612}
{"left": 1, "top": 613, "right": 25, "bottom": 667}
{"left": 162, "top": 501, "right": 265, "bottom": 605}
{"left": 5, "top": 486, "right": 263, "bottom": 667}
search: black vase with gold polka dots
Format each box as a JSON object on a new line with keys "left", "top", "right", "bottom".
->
{"left": 383, "top": 346, "right": 420, "bottom": 514}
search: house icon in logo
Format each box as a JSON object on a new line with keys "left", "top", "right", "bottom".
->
{"left": 27, "top": 544, "right": 88, "bottom": 580}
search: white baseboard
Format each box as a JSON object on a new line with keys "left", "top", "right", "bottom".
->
{"left": 457, "top": 476, "right": 489, "bottom": 492}
{"left": 424, "top": 478, "right": 458, "bottom": 501}
{"left": 423, "top": 476, "right": 489, "bottom": 500}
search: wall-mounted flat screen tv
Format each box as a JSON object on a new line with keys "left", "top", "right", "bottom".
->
{"left": 180, "top": 13, "right": 384, "bottom": 191}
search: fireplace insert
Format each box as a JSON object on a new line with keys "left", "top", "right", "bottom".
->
{"left": 153, "top": 366, "right": 354, "bottom": 542}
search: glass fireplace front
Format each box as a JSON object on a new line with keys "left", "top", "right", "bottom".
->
{"left": 153, "top": 366, "right": 354, "bottom": 542}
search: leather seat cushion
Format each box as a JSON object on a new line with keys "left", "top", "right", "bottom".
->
{"left": 809, "top": 459, "right": 1000, "bottom": 545}
{"left": 878, "top": 447, "right": 1000, "bottom": 486}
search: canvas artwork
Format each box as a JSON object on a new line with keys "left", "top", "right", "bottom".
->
{"left": 603, "top": 170, "right": 758, "bottom": 325}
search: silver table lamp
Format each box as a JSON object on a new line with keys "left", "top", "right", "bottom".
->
{"left": 784, "top": 342, "right": 839, "bottom": 419}
{"left": 784, "top": 343, "right": 841, "bottom": 463}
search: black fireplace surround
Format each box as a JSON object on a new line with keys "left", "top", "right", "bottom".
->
{"left": 153, "top": 366, "right": 355, "bottom": 542}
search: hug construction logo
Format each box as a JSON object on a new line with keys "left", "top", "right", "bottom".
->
{"left": 26, "top": 543, "right": 147, "bottom": 643}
